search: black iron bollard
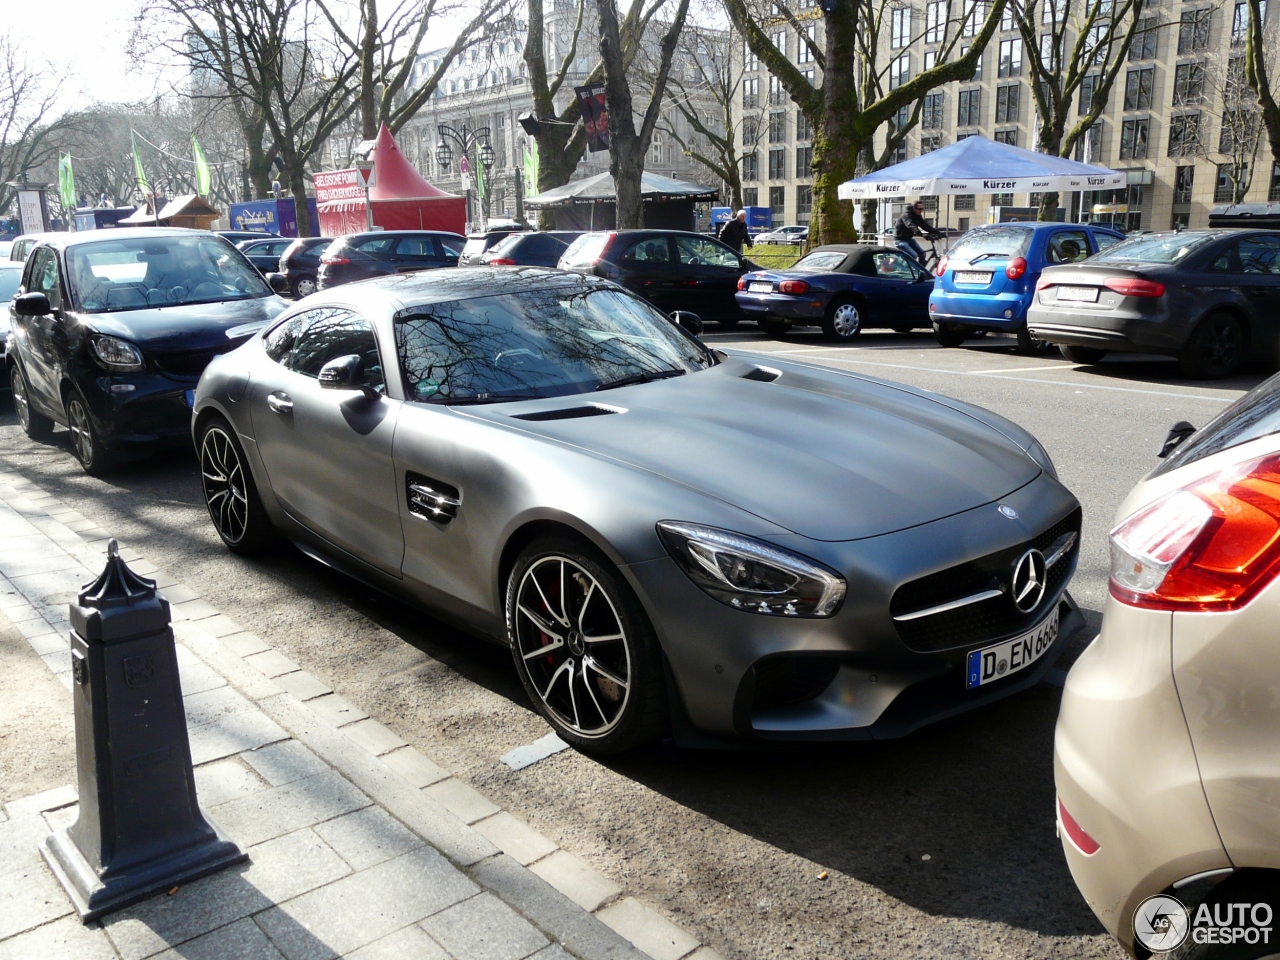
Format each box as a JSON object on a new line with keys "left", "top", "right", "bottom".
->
{"left": 40, "top": 540, "right": 246, "bottom": 922}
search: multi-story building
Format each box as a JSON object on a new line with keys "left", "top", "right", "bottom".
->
{"left": 733, "top": 0, "right": 1278, "bottom": 233}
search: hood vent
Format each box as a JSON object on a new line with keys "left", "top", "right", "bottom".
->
{"left": 511, "top": 403, "right": 623, "bottom": 422}
{"left": 742, "top": 366, "right": 782, "bottom": 383}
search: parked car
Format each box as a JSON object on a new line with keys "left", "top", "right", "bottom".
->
{"left": 929, "top": 222, "right": 1125, "bottom": 354}
{"left": 476, "top": 231, "right": 583, "bottom": 267}
{"left": 1055, "top": 374, "right": 1280, "bottom": 958}
{"left": 0, "top": 261, "right": 24, "bottom": 375}
{"left": 0, "top": 240, "right": 12, "bottom": 259}
{"left": 736, "top": 244, "right": 934, "bottom": 341}
{"left": 193, "top": 266, "right": 1082, "bottom": 753}
{"left": 7, "top": 228, "right": 287, "bottom": 474}
{"left": 754, "top": 225, "right": 809, "bottom": 246}
{"left": 216, "top": 230, "right": 278, "bottom": 245}
{"left": 1028, "top": 229, "right": 1280, "bottom": 378}
{"left": 558, "top": 230, "right": 753, "bottom": 326}
{"left": 276, "top": 237, "right": 332, "bottom": 299}
{"left": 457, "top": 228, "right": 530, "bottom": 267}
{"left": 237, "top": 237, "right": 294, "bottom": 276}
{"left": 9, "top": 233, "right": 59, "bottom": 264}
{"left": 316, "top": 230, "right": 464, "bottom": 290}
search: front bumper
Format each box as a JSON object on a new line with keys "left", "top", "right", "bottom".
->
{"left": 735, "top": 291, "right": 825, "bottom": 322}
{"left": 81, "top": 369, "right": 198, "bottom": 452}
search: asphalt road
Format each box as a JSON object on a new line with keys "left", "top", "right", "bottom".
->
{"left": 0, "top": 330, "right": 1265, "bottom": 960}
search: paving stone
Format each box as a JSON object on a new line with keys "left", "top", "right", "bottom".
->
{"left": 210, "top": 770, "right": 370, "bottom": 848}
{"left": 245, "top": 650, "right": 301, "bottom": 679}
{"left": 0, "top": 553, "right": 85, "bottom": 579}
{"left": 186, "top": 691, "right": 290, "bottom": 766}
{"left": 379, "top": 747, "right": 449, "bottom": 789}
{"left": 343, "top": 718, "right": 407, "bottom": 757}
{"left": 241, "top": 740, "right": 330, "bottom": 787}
{"left": 41, "top": 649, "right": 71, "bottom": 674}
{"left": 158, "top": 584, "right": 200, "bottom": 604}
{"left": 0, "top": 914, "right": 120, "bottom": 960}
{"left": 64, "top": 519, "right": 98, "bottom": 533}
{"left": 194, "top": 758, "right": 268, "bottom": 807}
{"left": 151, "top": 570, "right": 179, "bottom": 589}
{"left": 0, "top": 601, "right": 42, "bottom": 624}
{"left": 184, "top": 685, "right": 256, "bottom": 729}
{"left": 127, "top": 559, "right": 160, "bottom": 576}
{"left": 42, "top": 804, "right": 78, "bottom": 836}
{"left": 25, "top": 630, "right": 69, "bottom": 656}
{"left": 6, "top": 784, "right": 77, "bottom": 819}
{"left": 421, "top": 892, "right": 548, "bottom": 960}
{"left": 424, "top": 779, "right": 501, "bottom": 825}
{"left": 152, "top": 916, "right": 284, "bottom": 960}
{"left": 685, "top": 947, "right": 727, "bottom": 960}
{"left": 254, "top": 847, "right": 479, "bottom": 960}
{"left": 529, "top": 850, "right": 621, "bottom": 912}
{"left": 9, "top": 570, "right": 86, "bottom": 605}
{"left": 595, "top": 899, "right": 699, "bottom": 960}
{"left": 78, "top": 528, "right": 112, "bottom": 543}
{"left": 14, "top": 616, "right": 61, "bottom": 641}
{"left": 473, "top": 813, "right": 558, "bottom": 867}
{"left": 275, "top": 671, "right": 332, "bottom": 702}
{"left": 241, "top": 828, "right": 352, "bottom": 902}
{"left": 197, "top": 614, "right": 243, "bottom": 639}
{"left": 219, "top": 631, "right": 272, "bottom": 657}
{"left": 312, "top": 806, "right": 423, "bottom": 871}
{"left": 306, "top": 694, "right": 368, "bottom": 727}
{"left": 171, "top": 598, "right": 219, "bottom": 622}
{"left": 0, "top": 861, "right": 73, "bottom": 939}
{"left": 529, "top": 946, "right": 575, "bottom": 960}
{"left": 345, "top": 924, "right": 450, "bottom": 960}
{"left": 176, "top": 644, "right": 227, "bottom": 695}
{"left": 176, "top": 631, "right": 282, "bottom": 702}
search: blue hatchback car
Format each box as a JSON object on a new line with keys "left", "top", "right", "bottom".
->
{"left": 929, "top": 223, "right": 1124, "bottom": 352}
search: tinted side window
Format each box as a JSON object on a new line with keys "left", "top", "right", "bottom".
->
{"left": 872, "top": 251, "right": 916, "bottom": 279}
{"left": 395, "top": 236, "right": 434, "bottom": 256}
{"left": 622, "top": 238, "right": 672, "bottom": 263}
{"left": 676, "top": 236, "right": 740, "bottom": 268}
{"left": 355, "top": 237, "right": 396, "bottom": 254}
{"left": 263, "top": 314, "right": 308, "bottom": 364}
{"left": 1047, "top": 231, "right": 1089, "bottom": 264}
{"left": 1094, "top": 233, "right": 1122, "bottom": 251}
{"left": 1235, "top": 236, "right": 1280, "bottom": 274}
{"left": 27, "top": 248, "right": 62, "bottom": 309}
{"left": 289, "top": 308, "right": 384, "bottom": 388}
{"left": 1156, "top": 371, "right": 1280, "bottom": 474}
{"left": 437, "top": 236, "right": 464, "bottom": 258}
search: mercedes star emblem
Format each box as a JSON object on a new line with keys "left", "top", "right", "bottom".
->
{"left": 1011, "top": 548, "right": 1047, "bottom": 613}
{"left": 998, "top": 504, "right": 1019, "bottom": 520}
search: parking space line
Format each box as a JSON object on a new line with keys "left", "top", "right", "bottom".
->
{"left": 980, "top": 364, "right": 1074, "bottom": 374}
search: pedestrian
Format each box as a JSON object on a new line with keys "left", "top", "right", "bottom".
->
{"left": 718, "top": 209, "right": 754, "bottom": 253}
{"left": 895, "top": 200, "right": 942, "bottom": 267}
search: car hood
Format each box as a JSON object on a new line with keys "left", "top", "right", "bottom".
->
{"left": 76, "top": 296, "right": 288, "bottom": 352}
{"left": 478, "top": 356, "right": 1041, "bottom": 541}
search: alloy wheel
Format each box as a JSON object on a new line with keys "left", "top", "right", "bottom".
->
{"left": 67, "top": 398, "right": 94, "bottom": 465}
{"left": 201, "top": 426, "right": 250, "bottom": 544}
{"left": 513, "top": 556, "right": 632, "bottom": 738}
{"left": 294, "top": 277, "right": 316, "bottom": 298}
{"left": 10, "top": 367, "right": 31, "bottom": 431}
{"left": 831, "top": 303, "right": 861, "bottom": 337}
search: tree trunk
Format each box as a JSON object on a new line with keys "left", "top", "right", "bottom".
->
{"left": 860, "top": 198, "right": 878, "bottom": 238}
{"left": 1038, "top": 191, "right": 1060, "bottom": 222}
{"left": 810, "top": 8, "right": 860, "bottom": 244}
{"left": 359, "top": 0, "right": 379, "bottom": 140}
{"left": 286, "top": 161, "right": 311, "bottom": 237}
{"left": 612, "top": 144, "right": 645, "bottom": 228}
{"left": 245, "top": 137, "right": 274, "bottom": 200}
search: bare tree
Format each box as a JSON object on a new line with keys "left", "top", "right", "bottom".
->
{"left": 1244, "top": 0, "right": 1280, "bottom": 193}
{"left": 0, "top": 40, "right": 71, "bottom": 216}
{"left": 1210, "top": 53, "right": 1264, "bottom": 203}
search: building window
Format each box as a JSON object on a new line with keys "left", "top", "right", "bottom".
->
{"left": 1074, "top": 124, "right": 1104, "bottom": 162}
{"left": 768, "top": 148, "right": 787, "bottom": 179}
{"left": 991, "top": 192, "right": 1014, "bottom": 206}
{"left": 926, "top": 1, "right": 945, "bottom": 42}
{"left": 743, "top": 188, "right": 758, "bottom": 206}
{"left": 890, "top": 54, "right": 910, "bottom": 89}
{"left": 959, "top": 216, "right": 971, "bottom": 230}
{"left": 921, "top": 134, "right": 943, "bottom": 153}
{"left": 1173, "top": 61, "right": 1206, "bottom": 105}
{"left": 769, "top": 76, "right": 786, "bottom": 105}
{"left": 1130, "top": 16, "right": 1159, "bottom": 60}
{"left": 1168, "top": 113, "right": 1201, "bottom": 156}
{"left": 1001, "top": 3, "right": 1015, "bottom": 30}
{"left": 962, "top": 0, "right": 988, "bottom": 37}
{"left": 795, "top": 145, "right": 813, "bottom": 177}
{"left": 769, "top": 111, "right": 786, "bottom": 142}
{"left": 1216, "top": 163, "right": 1247, "bottom": 202}
{"left": 889, "top": 141, "right": 908, "bottom": 163}
{"left": 772, "top": 30, "right": 787, "bottom": 57}
{"left": 798, "top": 24, "right": 816, "bottom": 63}
{"left": 1120, "top": 118, "right": 1150, "bottom": 159}
{"left": 960, "top": 45, "right": 984, "bottom": 80}
{"left": 796, "top": 112, "right": 811, "bottom": 141}
{"left": 955, "top": 194, "right": 976, "bottom": 210}
{"left": 1042, "top": 0, "right": 1060, "bottom": 23}
{"left": 651, "top": 135, "right": 665, "bottom": 164}
{"left": 743, "top": 41, "right": 759, "bottom": 72}
{"left": 1175, "top": 165, "right": 1196, "bottom": 202}
{"left": 796, "top": 184, "right": 813, "bottom": 220}
{"left": 923, "top": 93, "right": 944, "bottom": 129}
{"left": 922, "top": 195, "right": 939, "bottom": 211}
{"left": 1039, "top": 33, "right": 1055, "bottom": 67}
{"left": 743, "top": 78, "right": 759, "bottom": 108}
{"left": 925, "top": 50, "right": 938, "bottom": 70}
{"left": 996, "top": 84, "right": 1020, "bottom": 123}
{"left": 1178, "top": 8, "right": 1212, "bottom": 54}
{"left": 1230, "top": 1, "right": 1264, "bottom": 44}
{"left": 770, "top": 186, "right": 786, "bottom": 218}
{"left": 743, "top": 152, "right": 759, "bottom": 180}
{"left": 802, "top": 68, "right": 815, "bottom": 86}
{"left": 958, "top": 88, "right": 982, "bottom": 126}
{"left": 1226, "top": 55, "right": 1248, "bottom": 98}
{"left": 892, "top": 7, "right": 912, "bottom": 48}
{"left": 1172, "top": 211, "right": 1191, "bottom": 229}
{"left": 891, "top": 104, "right": 911, "bottom": 131}
{"left": 1080, "top": 74, "right": 1099, "bottom": 115}
{"left": 1220, "top": 108, "right": 1259, "bottom": 154}
{"left": 1125, "top": 68, "right": 1155, "bottom": 110}
{"left": 1269, "top": 162, "right": 1280, "bottom": 201}
{"left": 994, "top": 128, "right": 1018, "bottom": 145}
{"left": 742, "top": 116, "right": 759, "bottom": 145}
{"left": 998, "top": 38, "right": 1023, "bottom": 77}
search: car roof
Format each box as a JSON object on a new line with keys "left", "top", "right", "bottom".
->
{"left": 301, "top": 266, "right": 607, "bottom": 311}
{"left": 33, "top": 227, "right": 229, "bottom": 250}
{"left": 338, "top": 230, "right": 465, "bottom": 241}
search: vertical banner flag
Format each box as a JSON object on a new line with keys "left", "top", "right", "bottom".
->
{"left": 523, "top": 140, "right": 539, "bottom": 194}
{"left": 192, "top": 135, "right": 211, "bottom": 196}
{"left": 58, "top": 153, "right": 76, "bottom": 215}
{"left": 131, "top": 133, "right": 150, "bottom": 196}
{"left": 475, "top": 151, "right": 486, "bottom": 199}
{"left": 574, "top": 83, "right": 609, "bottom": 152}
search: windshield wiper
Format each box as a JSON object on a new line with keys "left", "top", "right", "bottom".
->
{"left": 966, "top": 252, "right": 1011, "bottom": 264}
{"left": 595, "top": 369, "right": 687, "bottom": 391}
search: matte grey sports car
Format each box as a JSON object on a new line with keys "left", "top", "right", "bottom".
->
{"left": 192, "top": 268, "right": 1084, "bottom": 753}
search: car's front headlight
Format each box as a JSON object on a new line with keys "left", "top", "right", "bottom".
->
{"left": 657, "top": 521, "right": 846, "bottom": 618}
{"left": 1026, "top": 439, "right": 1058, "bottom": 479}
{"left": 88, "top": 335, "right": 145, "bottom": 372}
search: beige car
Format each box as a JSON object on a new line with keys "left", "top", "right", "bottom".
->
{"left": 1055, "top": 376, "right": 1280, "bottom": 959}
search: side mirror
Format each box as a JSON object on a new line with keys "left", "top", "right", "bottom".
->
{"left": 318, "top": 354, "right": 380, "bottom": 401}
{"left": 12, "top": 292, "right": 50, "bottom": 317}
{"left": 670, "top": 311, "right": 704, "bottom": 336}
{"left": 1158, "top": 420, "right": 1196, "bottom": 458}
{"left": 266, "top": 273, "right": 290, "bottom": 296}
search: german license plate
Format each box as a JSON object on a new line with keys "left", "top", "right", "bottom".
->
{"left": 184, "top": 390, "right": 195, "bottom": 408}
{"left": 966, "top": 607, "right": 1059, "bottom": 689}
{"left": 955, "top": 271, "right": 993, "bottom": 285}
{"left": 1057, "top": 286, "right": 1100, "bottom": 302}
{"left": 748, "top": 281, "right": 773, "bottom": 293}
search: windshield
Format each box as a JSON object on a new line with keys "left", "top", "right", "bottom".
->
{"left": 0, "top": 267, "right": 21, "bottom": 302}
{"left": 67, "top": 236, "right": 272, "bottom": 313}
{"left": 396, "top": 286, "right": 711, "bottom": 404}
{"left": 947, "top": 226, "right": 1033, "bottom": 262}
{"left": 1155, "top": 372, "right": 1280, "bottom": 475}
{"left": 487, "top": 234, "right": 522, "bottom": 256}
{"left": 1092, "top": 233, "right": 1215, "bottom": 264}
{"left": 462, "top": 238, "right": 491, "bottom": 256}
{"left": 560, "top": 233, "right": 611, "bottom": 267}
{"left": 794, "top": 251, "right": 847, "bottom": 271}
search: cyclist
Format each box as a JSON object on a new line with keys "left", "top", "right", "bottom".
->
{"left": 895, "top": 200, "right": 943, "bottom": 268}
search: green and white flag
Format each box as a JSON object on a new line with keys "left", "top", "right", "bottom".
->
{"left": 523, "top": 140, "right": 539, "bottom": 195}
{"left": 58, "top": 153, "right": 76, "bottom": 215}
{"left": 131, "top": 133, "right": 150, "bottom": 196}
{"left": 192, "top": 135, "right": 211, "bottom": 196}
{"left": 474, "top": 152, "right": 486, "bottom": 200}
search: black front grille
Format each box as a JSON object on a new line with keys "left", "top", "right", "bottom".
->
{"left": 152, "top": 341, "right": 243, "bottom": 380}
{"left": 890, "top": 508, "right": 1081, "bottom": 653}
{"left": 751, "top": 656, "right": 841, "bottom": 711}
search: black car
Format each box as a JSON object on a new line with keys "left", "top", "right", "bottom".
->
{"left": 237, "top": 237, "right": 295, "bottom": 276}
{"left": 217, "top": 230, "right": 277, "bottom": 245}
{"left": 558, "top": 230, "right": 753, "bottom": 326}
{"left": 458, "top": 229, "right": 529, "bottom": 266}
{"left": 7, "top": 228, "right": 287, "bottom": 473}
{"left": 475, "top": 231, "right": 583, "bottom": 267}
{"left": 277, "top": 237, "right": 332, "bottom": 299}
{"left": 1027, "top": 229, "right": 1280, "bottom": 378}
{"left": 317, "top": 230, "right": 464, "bottom": 290}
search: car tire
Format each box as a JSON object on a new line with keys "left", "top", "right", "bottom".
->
{"left": 932, "top": 321, "right": 969, "bottom": 348}
{"left": 507, "top": 536, "right": 667, "bottom": 754}
{"left": 1164, "top": 870, "right": 1280, "bottom": 960}
{"left": 822, "top": 298, "right": 863, "bottom": 342}
{"left": 10, "top": 364, "right": 54, "bottom": 440}
{"left": 759, "top": 318, "right": 790, "bottom": 338}
{"left": 1016, "top": 323, "right": 1057, "bottom": 355}
{"left": 291, "top": 274, "right": 317, "bottom": 299}
{"left": 1179, "top": 311, "right": 1246, "bottom": 380}
{"left": 65, "top": 387, "right": 115, "bottom": 475}
{"left": 198, "top": 416, "right": 278, "bottom": 554}
{"left": 1059, "top": 345, "right": 1108, "bottom": 364}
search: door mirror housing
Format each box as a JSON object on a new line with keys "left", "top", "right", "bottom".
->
{"left": 265, "top": 273, "right": 290, "bottom": 296}
{"left": 318, "top": 354, "right": 380, "bottom": 401}
{"left": 12, "top": 292, "right": 51, "bottom": 317}
{"left": 670, "top": 311, "right": 704, "bottom": 336}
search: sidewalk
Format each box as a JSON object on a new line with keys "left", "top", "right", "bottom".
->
{"left": 0, "top": 468, "right": 721, "bottom": 960}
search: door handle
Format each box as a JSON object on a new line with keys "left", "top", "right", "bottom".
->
{"left": 267, "top": 391, "right": 293, "bottom": 415}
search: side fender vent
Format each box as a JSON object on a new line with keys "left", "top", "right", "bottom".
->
{"left": 742, "top": 366, "right": 782, "bottom": 383}
{"left": 406, "top": 472, "right": 461, "bottom": 523}
{"left": 511, "top": 403, "right": 623, "bottom": 421}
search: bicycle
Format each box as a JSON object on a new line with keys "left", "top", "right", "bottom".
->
{"left": 896, "top": 234, "right": 945, "bottom": 273}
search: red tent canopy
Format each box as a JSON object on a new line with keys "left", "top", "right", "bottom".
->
{"left": 316, "top": 124, "right": 465, "bottom": 237}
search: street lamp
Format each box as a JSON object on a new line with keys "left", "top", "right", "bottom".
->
{"left": 435, "top": 140, "right": 454, "bottom": 170}
{"left": 437, "top": 123, "right": 493, "bottom": 233}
